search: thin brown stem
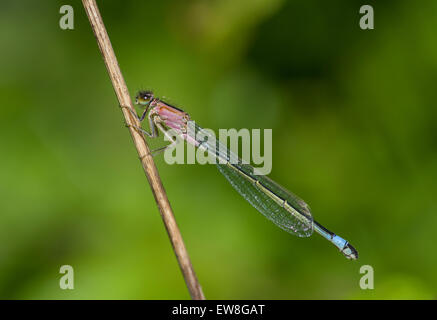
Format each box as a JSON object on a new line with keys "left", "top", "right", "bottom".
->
{"left": 81, "top": 0, "right": 205, "bottom": 300}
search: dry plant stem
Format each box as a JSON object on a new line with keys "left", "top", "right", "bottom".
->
{"left": 82, "top": 0, "right": 205, "bottom": 300}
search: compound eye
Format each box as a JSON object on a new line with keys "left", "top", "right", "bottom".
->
{"left": 136, "top": 91, "right": 153, "bottom": 104}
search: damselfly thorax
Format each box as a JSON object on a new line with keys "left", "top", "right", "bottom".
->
{"left": 133, "top": 91, "right": 191, "bottom": 139}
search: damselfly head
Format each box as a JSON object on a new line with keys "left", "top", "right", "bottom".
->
{"left": 135, "top": 91, "right": 154, "bottom": 106}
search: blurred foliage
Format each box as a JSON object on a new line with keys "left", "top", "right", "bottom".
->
{"left": 0, "top": 0, "right": 436, "bottom": 299}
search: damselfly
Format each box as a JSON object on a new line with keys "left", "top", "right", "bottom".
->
{"left": 127, "top": 91, "right": 358, "bottom": 260}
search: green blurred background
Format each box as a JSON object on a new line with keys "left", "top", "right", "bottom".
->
{"left": 0, "top": 0, "right": 436, "bottom": 299}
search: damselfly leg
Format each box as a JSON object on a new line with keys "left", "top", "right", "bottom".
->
{"left": 124, "top": 102, "right": 181, "bottom": 157}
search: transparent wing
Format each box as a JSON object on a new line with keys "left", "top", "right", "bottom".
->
{"left": 217, "top": 162, "right": 314, "bottom": 237}
{"left": 190, "top": 123, "right": 313, "bottom": 237}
